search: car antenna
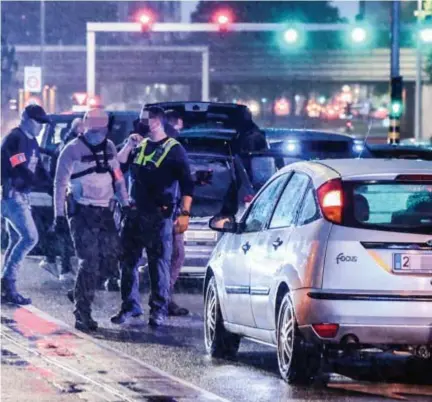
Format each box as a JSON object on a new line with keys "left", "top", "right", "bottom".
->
{"left": 358, "top": 119, "right": 373, "bottom": 159}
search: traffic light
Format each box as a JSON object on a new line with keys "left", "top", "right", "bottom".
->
{"left": 283, "top": 28, "right": 299, "bottom": 44}
{"left": 388, "top": 76, "right": 403, "bottom": 144}
{"left": 390, "top": 76, "right": 403, "bottom": 118}
{"left": 420, "top": 15, "right": 432, "bottom": 42}
{"left": 138, "top": 10, "right": 155, "bottom": 32}
{"left": 213, "top": 9, "right": 233, "bottom": 31}
{"left": 351, "top": 27, "right": 367, "bottom": 43}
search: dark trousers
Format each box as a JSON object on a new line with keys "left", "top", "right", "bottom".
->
{"left": 120, "top": 211, "right": 173, "bottom": 316}
{"left": 45, "top": 226, "right": 74, "bottom": 274}
{"left": 170, "top": 232, "right": 184, "bottom": 294}
{"left": 68, "top": 205, "right": 120, "bottom": 316}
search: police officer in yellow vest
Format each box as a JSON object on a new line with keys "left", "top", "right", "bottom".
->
{"left": 112, "top": 107, "right": 194, "bottom": 327}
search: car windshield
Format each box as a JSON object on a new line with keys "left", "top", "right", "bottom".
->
{"left": 345, "top": 182, "right": 432, "bottom": 234}
{"left": 189, "top": 154, "right": 233, "bottom": 217}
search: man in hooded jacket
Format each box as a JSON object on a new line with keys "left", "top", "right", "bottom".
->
{"left": 53, "top": 109, "right": 129, "bottom": 331}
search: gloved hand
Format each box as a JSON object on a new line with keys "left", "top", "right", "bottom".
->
{"left": 53, "top": 216, "right": 69, "bottom": 234}
{"left": 127, "top": 133, "right": 144, "bottom": 148}
{"left": 121, "top": 205, "right": 138, "bottom": 220}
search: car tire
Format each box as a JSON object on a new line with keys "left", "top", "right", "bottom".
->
{"left": 277, "top": 292, "right": 322, "bottom": 384}
{"left": 204, "top": 276, "right": 240, "bottom": 358}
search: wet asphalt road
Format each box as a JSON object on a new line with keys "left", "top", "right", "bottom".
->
{"left": 7, "top": 257, "right": 432, "bottom": 402}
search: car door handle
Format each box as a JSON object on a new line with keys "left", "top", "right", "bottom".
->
{"left": 242, "top": 242, "right": 251, "bottom": 254}
{"left": 272, "top": 238, "right": 283, "bottom": 250}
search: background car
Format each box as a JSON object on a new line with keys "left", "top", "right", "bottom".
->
{"left": 264, "top": 128, "right": 366, "bottom": 165}
{"left": 365, "top": 144, "right": 432, "bottom": 160}
{"left": 204, "top": 158, "right": 432, "bottom": 384}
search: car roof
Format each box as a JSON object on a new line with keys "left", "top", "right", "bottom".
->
{"left": 145, "top": 101, "right": 251, "bottom": 132}
{"left": 278, "top": 158, "right": 432, "bottom": 187}
{"left": 179, "top": 128, "right": 237, "bottom": 141}
{"left": 367, "top": 144, "right": 432, "bottom": 160}
{"left": 263, "top": 128, "right": 353, "bottom": 142}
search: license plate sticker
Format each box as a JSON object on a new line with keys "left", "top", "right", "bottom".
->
{"left": 393, "top": 253, "right": 432, "bottom": 273}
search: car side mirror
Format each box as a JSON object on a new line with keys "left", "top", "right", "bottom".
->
{"left": 209, "top": 215, "right": 237, "bottom": 233}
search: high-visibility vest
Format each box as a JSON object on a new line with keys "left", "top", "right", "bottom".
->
{"left": 133, "top": 137, "right": 179, "bottom": 168}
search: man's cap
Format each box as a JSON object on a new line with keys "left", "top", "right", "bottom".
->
{"left": 23, "top": 104, "right": 51, "bottom": 123}
{"left": 83, "top": 108, "right": 109, "bottom": 130}
{"left": 166, "top": 110, "right": 182, "bottom": 122}
{"left": 142, "top": 106, "right": 165, "bottom": 120}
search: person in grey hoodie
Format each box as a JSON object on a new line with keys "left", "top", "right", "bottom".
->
{"left": 53, "top": 109, "right": 129, "bottom": 331}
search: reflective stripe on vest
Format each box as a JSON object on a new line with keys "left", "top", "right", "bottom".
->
{"left": 134, "top": 138, "right": 179, "bottom": 168}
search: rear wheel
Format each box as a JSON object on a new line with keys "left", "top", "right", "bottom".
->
{"left": 277, "top": 293, "right": 322, "bottom": 384}
{"left": 204, "top": 276, "right": 240, "bottom": 358}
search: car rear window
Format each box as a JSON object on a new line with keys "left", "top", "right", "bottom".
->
{"left": 189, "top": 155, "right": 234, "bottom": 217}
{"left": 344, "top": 182, "right": 432, "bottom": 234}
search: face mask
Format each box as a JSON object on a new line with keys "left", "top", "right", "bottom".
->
{"left": 22, "top": 118, "right": 42, "bottom": 137}
{"left": 84, "top": 128, "right": 107, "bottom": 145}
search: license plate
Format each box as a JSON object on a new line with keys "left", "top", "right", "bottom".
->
{"left": 393, "top": 253, "right": 432, "bottom": 273}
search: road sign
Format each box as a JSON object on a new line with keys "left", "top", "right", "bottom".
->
{"left": 24, "top": 66, "right": 42, "bottom": 93}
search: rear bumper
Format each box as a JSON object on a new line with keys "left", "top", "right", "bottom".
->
{"left": 293, "top": 288, "right": 432, "bottom": 346}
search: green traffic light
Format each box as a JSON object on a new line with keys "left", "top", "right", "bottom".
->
{"left": 351, "top": 27, "right": 367, "bottom": 43}
{"left": 420, "top": 27, "right": 432, "bottom": 43}
{"left": 283, "top": 28, "right": 299, "bottom": 44}
{"left": 390, "top": 101, "right": 402, "bottom": 117}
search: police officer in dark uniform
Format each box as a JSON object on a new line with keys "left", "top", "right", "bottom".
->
{"left": 111, "top": 106, "right": 194, "bottom": 327}
{"left": 1, "top": 105, "right": 51, "bottom": 304}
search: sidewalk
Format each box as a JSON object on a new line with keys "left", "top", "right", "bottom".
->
{"left": 1, "top": 304, "right": 227, "bottom": 402}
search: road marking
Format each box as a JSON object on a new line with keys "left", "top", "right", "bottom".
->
{"left": 328, "top": 380, "right": 432, "bottom": 400}
{"left": 1, "top": 304, "right": 230, "bottom": 402}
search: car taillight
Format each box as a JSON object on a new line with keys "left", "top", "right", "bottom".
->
{"left": 312, "top": 323, "right": 339, "bottom": 338}
{"left": 317, "top": 179, "right": 343, "bottom": 224}
{"left": 243, "top": 194, "right": 254, "bottom": 204}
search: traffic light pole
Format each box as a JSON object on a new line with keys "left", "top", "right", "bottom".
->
{"left": 389, "top": 0, "right": 402, "bottom": 145}
{"left": 415, "top": 0, "right": 424, "bottom": 141}
{"left": 86, "top": 21, "right": 377, "bottom": 103}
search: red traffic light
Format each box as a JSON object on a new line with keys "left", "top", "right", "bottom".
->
{"left": 137, "top": 10, "right": 155, "bottom": 31}
{"left": 213, "top": 9, "right": 233, "bottom": 30}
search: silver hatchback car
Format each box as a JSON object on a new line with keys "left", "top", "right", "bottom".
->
{"left": 203, "top": 159, "right": 432, "bottom": 384}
